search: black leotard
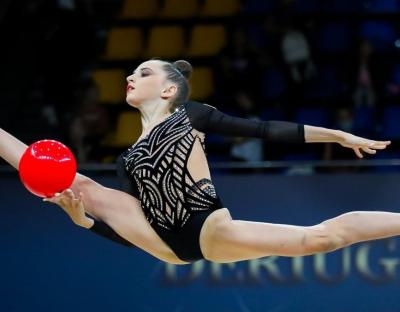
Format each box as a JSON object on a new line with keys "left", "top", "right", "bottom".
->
{"left": 91, "top": 101, "right": 305, "bottom": 262}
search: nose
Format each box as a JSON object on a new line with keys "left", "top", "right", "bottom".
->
{"left": 126, "top": 74, "right": 135, "bottom": 83}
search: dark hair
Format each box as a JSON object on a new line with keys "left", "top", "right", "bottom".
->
{"left": 162, "top": 60, "right": 192, "bottom": 112}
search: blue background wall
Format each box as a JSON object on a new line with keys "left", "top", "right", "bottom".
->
{"left": 1, "top": 171, "right": 400, "bottom": 312}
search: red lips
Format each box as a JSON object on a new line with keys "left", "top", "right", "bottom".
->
{"left": 126, "top": 84, "right": 135, "bottom": 92}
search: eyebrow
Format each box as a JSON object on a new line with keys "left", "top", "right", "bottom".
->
{"left": 132, "top": 67, "right": 154, "bottom": 74}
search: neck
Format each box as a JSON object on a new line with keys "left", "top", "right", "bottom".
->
{"left": 137, "top": 99, "right": 172, "bottom": 133}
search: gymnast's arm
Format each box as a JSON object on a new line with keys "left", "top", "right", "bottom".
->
{"left": 0, "top": 127, "right": 93, "bottom": 186}
{"left": 0, "top": 127, "right": 133, "bottom": 247}
{"left": 184, "top": 102, "right": 391, "bottom": 157}
{"left": 184, "top": 101, "right": 306, "bottom": 143}
{"left": 43, "top": 188, "right": 134, "bottom": 247}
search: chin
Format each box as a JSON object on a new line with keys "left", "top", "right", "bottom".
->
{"left": 126, "top": 95, "right": 140, "bottom": 108}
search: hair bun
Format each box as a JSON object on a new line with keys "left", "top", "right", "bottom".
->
{"left": 172, "top": 60, "right": 192, "bottom": 79}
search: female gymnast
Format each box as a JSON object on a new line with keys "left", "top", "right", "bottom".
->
{"left": 0, "top": 59, "right": 395, "bottom": 265}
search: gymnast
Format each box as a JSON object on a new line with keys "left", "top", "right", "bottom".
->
{"left": 0, "top": 59, "right": 394, "bottom": 265}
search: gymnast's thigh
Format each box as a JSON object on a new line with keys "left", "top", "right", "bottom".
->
{"left": 93, "top": 187, "right": 189, "bottom": 264}
{"left": 71, "top": 176, "right": 188, "bottom": 264}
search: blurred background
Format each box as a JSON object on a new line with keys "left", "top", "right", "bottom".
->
{"left": 2, "top": 1, "right": 400, "bottom": 311}
{"left": 1, "top": 0, "right": 400, "bottom": 166}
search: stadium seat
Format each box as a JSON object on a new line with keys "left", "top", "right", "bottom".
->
{"left": 200, "top": 0, "right": 240, "bottom": 17}
{"left": 92, "top": 69, "right": 127, "bottom": 104}
{"left": 145, "top": 26, "right": 185, "bottom": 58}
{"left": 295, "top": 108, "right": 330, "bottom": 127}
{"left": 322, "top": 0, "right": 365, "bottom": 12}
{"left": 104, "top": 111, "right": 142, "bottom": 147}
{"left": 241, "top": 0, "right": 277, "bottom": 14}
{"left": 359, "top": 21, "right": 397, "bottom": 51}
{"left": 390, "top": 63, "right": 400, "bottom": 84}
{"left": 260, "top": 107, "right": 285, "bottom": 121}
{"left": 381, "top": 105, "right": 400, "bottom": 139}
{"left": 189, "top": 67, "right": 214, "bottom": 100}
{"left": 261, "top": 66, "right": 286, "bottom": 100}
{"left": 186, "top": 25, "right": 226, "bottom": 57}
{"left": 352, "top": 106, "right": 375, "bottom": 136}
{"left": 158, "top": 0, "right": 198, "bottom": 18}
{"left": 305, "top": 63, "right": 342, "bottom": 99}
{"left": 317, "top": 22, "right": 352, "bottom": 53}
{"left": 103, "top": 27, "right": 143, "bottom": 60}
{"left": 119, "top": 0, "right": 158, "bottom": 19}
{"left": 287, "top": 0, "right": 321, "bottom": 12}
{"left": 366, "top": 0, "right": 399, "bottom": 12}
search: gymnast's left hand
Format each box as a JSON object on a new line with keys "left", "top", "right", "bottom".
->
{"left": 337, "top": 131, "right": 391, "bottom": 158}
{"left": 43, "top": 189, "right": 94, "bottom": 228}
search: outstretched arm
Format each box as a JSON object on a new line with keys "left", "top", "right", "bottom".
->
{"left": 0, "top": 127, "right": 133, "bottom": 246}
{"left": 0, "top": 127, "right": 90, "bottom": 183}
{"left": 44, "top": 189, "right": 133, "bottom": 247}
{"left": 43, "top": 187, "right": 183, "bottom": 264}
{"left": 184, "top": 102, "right": 391, "bottom": 157}
{"left": 304, "top": 125, "right": 391, "bottom": 158}
{"left": 185, "top": 101, "right": 304, "bottom": 144}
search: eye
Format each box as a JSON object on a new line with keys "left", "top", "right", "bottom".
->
{"left": 141, "top": 71, "right": 150, "bottom": 77}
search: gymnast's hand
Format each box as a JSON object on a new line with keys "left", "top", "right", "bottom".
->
{"left": 43, "top": 189, "right": 94, "bottom": 228}
{"left": 337, "top": 131, "right": 391, "bottom": 158}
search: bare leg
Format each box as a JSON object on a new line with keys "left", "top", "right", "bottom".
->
{"left": 204, "top": 211, "right": 400, "bottom": 263}
{"left": 0, "top": 128, "right": 28, "bottom": 169}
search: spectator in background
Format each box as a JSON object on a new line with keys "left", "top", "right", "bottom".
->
{"left": 335, "top": 107, "right": 354, "bottom": 133}
{"left": 14, "top": 75, "right": 63, "bottom": 142}
{"left": 386, "top": 64, "right": 400, "bottom": 98}
{"left": 69, "top": 79, "right": 109, "bottom": 163}
{"left": 215, "top": 28, "right": 263, "bottom": 104}
{"left": 230, "top": 91, "right": 264, "bottom": 162}
{"left": 281, "top": 25, "right": 315, "bottom": 85}
{"left": 351, "top": 40, "right": 377, "bottom": 108}
{"left": 260, "top": 14, "right": 282, "bottom": 63}
{"left": 280, "top": 22, "right": 316, "bottom": 116}
{"left": 40, "top": 0, "right": 97, "bottom": 121}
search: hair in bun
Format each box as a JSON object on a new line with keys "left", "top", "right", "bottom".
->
{"left": 172, "top": 60, "right": 192, "bottom": 80}
{"left": 162, "top": 59, "right": 192, "bottom": 111}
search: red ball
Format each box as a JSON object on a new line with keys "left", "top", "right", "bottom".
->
{"left": 19, "top": 140, "right": 77, "bottom": 198}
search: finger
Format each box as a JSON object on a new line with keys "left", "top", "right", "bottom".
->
{"left": 369, "top": 140, "right": 391, "bottom": 144}
{"left": 354, "top": 148, "right": 363, "bottom": 158}
{"left": 52, "top": 194, "right": 70, "bottom": 208}
{"left": 369, "top": 142, "right": 391, "bottom": 149}
{"left": 361, "top": 146, "right": 376, "bottom": 154}
{"left": 71, "top": 191, "right": 81, "bottom": 201}
{"left": 369, "top": 144, "right": 388, "bottom": 150}
{"left": 78, "top": 192, "right": 84, "bottom": 202}
{"left": 63, "top": 189, "right": 75, "bottom": 200}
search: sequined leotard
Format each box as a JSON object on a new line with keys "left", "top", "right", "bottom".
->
{"left": 111, "top": 101, "right": 305, "bottom": 262}
{"left": 117, "top": 102, "right": 223, "bottom": 262}
{"left": 122, "top": 105, "right": 222, "bottom": 232}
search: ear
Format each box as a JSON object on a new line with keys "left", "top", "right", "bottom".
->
{"left": 161, "top": 84, "right": 177, "bottom": 100}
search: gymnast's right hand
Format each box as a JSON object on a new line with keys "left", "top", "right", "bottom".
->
{"left": 43, "top": 189, "right": 94, "bottom": 228}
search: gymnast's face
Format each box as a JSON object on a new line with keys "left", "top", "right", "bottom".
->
{"left": 126, "top": 60, "right": 176, "bottom": 107}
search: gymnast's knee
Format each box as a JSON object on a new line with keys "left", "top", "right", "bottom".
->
{"left": 201, "top": 218, "right": 234, "bottom": 262}
{"left": 304, "top": 223, "right": 348, "bottom": 254}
